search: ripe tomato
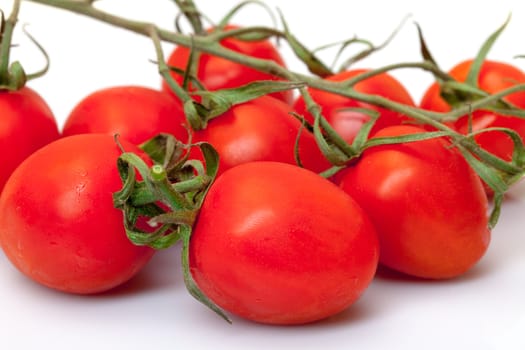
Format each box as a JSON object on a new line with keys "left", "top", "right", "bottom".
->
{"left": 293, "top": 69, "right": 415, "bottom": 145}
{"left": 161, "top": 25, "right": 293, "bottom": 104}
{"left": 340, "top": 125, "right": 490, "bottom": 279}
{"left": 0, "top": 134, "right": 155, "bottom": 294}
{"left": 189, "top": 161, "right": 379, "bottom": 324}
{"left": 62, "top": 86, "right": 189, "bottom": 145}
{"left": 420, "top": 59, "right": 525, "bottom": 162}
{"left": 0, "top": 86, "right": 60, "bottom": 193}
{"left": 191, "top": 95, "right": 332, "bottom": 176}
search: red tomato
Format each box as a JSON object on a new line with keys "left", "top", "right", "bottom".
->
{"left": 161, "top": 25, "right": 293, "bottom": 104}
{"left": 62, "top": 86, "right": 189, "bottom": 145}
{"left": 191, "top": 95, "right": 331, "bottom": 176}
{"left": 0, "top": 134, "right": 155, "bottom": 294}
{"left": 420, "top": 59, "right": 525, "bottom": 162}
{"left": 293, "top": 69, "right": 416, "bottom": 144}
{"left": 0, "top": 86, "right": 60, "bottom": 192}
{"left": 190, "top": 161, "right": 379, "bottom": 324}
{"left": 340, "top": 125, "right": 490, "bottom": 279}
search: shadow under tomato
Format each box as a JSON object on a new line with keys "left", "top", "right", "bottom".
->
{"left": 91, "top": 246, "right": 184, "bottom": 298}
{"left": 315, "top": 300, "right": 375, "bottom": 327}
{"left": 374, "top": 262, "right": 493, "bottom": 285}
{"left": 235, "top": 296, "right": 377, "bottom": 329}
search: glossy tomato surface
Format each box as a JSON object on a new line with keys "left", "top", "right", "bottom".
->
{"left": 189, "top": 161, "right": 379, "bottom": 325}
{"left": 420, "top": 59, "right": 525, "bottom": 162}
{"left": 0, "top": 134, "right": 155, "bottom": 294}
{"left": 161, "top": 25, "right": 293, "bottom": 104}
{"left": 340, "top": 125, "right": 490, "bottom": 279}
{"left": 191, "top": 95, "right": 331, "bottom": 176}
{"left": 293, "top": 69, "right": 415, "bottom": 144}
{"left": 62, "top": 86, "right": 188, "bottom": 145}
{"left": 0, "top": 86, "right": 60, "bottom": 192}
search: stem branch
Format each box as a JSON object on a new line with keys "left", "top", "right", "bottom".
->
{"left": 23, "top": 0, "right": 525, "bottom": 204}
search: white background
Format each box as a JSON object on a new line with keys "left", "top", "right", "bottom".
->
{"left": 1, "top": 0, "right": 525, "bottom": 349}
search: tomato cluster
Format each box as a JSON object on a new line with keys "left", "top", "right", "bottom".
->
{"left": 0, "top": 3, "right": 523, "bottom": 326}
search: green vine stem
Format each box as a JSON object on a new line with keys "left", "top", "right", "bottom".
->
{"left": 21, "top": 24, "right": 50, "bottom": 80}
{"left": 147, "top": 24, "right": 304, "bottom": 130}
{"left": 147, "top": 24, "right": 205, "bottom": 130}
{"left": 24, "top": 0, "right": 525, "bottom": 224}
{"left": 333, "top": 14, "right": 412, "bottom": 72}
{"left": 0, "top": 0, "right": 20, "bottom": 76}
{"left": 0, "top": 0, "right": 26, "bottom": 89}
{"left": 23, "top": 0, "right": 525, "bottom": 124}
{"left": 171, "top": 0, "right": 205, "bottom": 35}
{"left": 22, "top": 1, "right": 523, "bottom": 111}
{"left": 217, "top": 0, "right": 277, "bottom": 30}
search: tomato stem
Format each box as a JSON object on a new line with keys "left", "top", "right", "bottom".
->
{"left": 0, "top": 0, "right": 26, "bottom": 90}
{"left": 217, "top": 0, "right": 278, "bottom": 31}
{"left": 147, "top": 25, "right": 207, "bottom": 130}
{"left": 0, "top": 1, "right": 20, "bottom": 75}
{"left": 20, "top": 24, "right": 50, "bottom": 80}
{"left": 171, "top": 0, "right": 206, "bottom": 35}
{"left": 24, "top": 0, "right": 525, "bottom": 226}
{"left": 179, "top": 226, "right": 232, "bottom": 323}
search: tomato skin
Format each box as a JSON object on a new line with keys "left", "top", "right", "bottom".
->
{"left": 420, "top": 59, "right": 525, "bottom": 162}
{"left": 191, "top": 95, "right": 331, "bottom": 176}
{"left": 0, "top": 134, "right": 155, "bottom": 294}
{"left": 161, "top": 25, "right": 293, "bottom": 104}
{"left": 340, "top": 125, "right": 490, "bottom": 279}
{"left": 0, "top": 86, "right": 60, "bottom": 192}
{"left": 189, "top": 161, "right": 379, "bottom": 325}
{"left": 62, "top": 86, "right": 189, "bottom": 145}
{"left": 293, "top": 69, "right": 415, "bottom": 144}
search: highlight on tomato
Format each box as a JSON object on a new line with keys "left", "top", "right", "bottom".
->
{"left": 0, "top": 134, "right": 155, "bottom": 294}
{"left": 62, "top": 85, "right": 189, "bottom": 145}
{"left": 339, "top": 125, "right": 490, "bottom": 279}
{"left": 293, "top": 69, "right": 416, "bottom": 145}
{"left": 420, "top": 59, "right": 525, "bottom": 163}
{"left": 189, "top": 161, "right": 379, "bottom": 325}
{"left": 161, "top": 25, "right": 293, "bottom": 104}
{"left": 190, "top": 95, "right": 332, "bottom": 177}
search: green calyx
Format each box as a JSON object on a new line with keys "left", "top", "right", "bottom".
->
{"left": 113, "top": 133, "right": 231, "bottom": 323}
{"left": 421, "top": 15, "right": 516, "bottom": 113}
{"left": 113, "top": 133, "right": 216, "bottom": 249}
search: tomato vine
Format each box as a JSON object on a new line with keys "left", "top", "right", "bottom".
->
{"left": 23, "top": 0, "right": 525, "bottom": 226}
{"left": 17, "top": 0, "right": 525, "bottom": 322}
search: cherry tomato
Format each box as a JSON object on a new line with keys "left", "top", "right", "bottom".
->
{"left": 161, "top": 25, "right": 293, "bottom": 104}
{"left": 190, "top": 161, "right": 379, "bottom": 324}
{"left": 0, "top": 134, "right": 155, "bottom": 294}
{"left": 420, "top": 59, "right": 525, "bottom": 162}
{"left": 0, "top": 86, "right": 60, "bottom": 192}
{"left": 62, "top": 85, "right": 189, "bottom": 145}
{"left": 293, "top": 69, "right": 415, "bottom": 145}
{"left": 340, "top": 125, "right": 490, "bottom": 279}
{"left": 191, "top": 95, "right": 332, "bottom": 176}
